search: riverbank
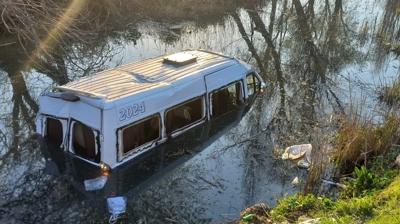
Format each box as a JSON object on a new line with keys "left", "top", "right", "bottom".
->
{"left": 236, "top": 106, "right": 400, "bottom": 223}
{"left": 237, "top": 162, "right": 399, "bottom": 223}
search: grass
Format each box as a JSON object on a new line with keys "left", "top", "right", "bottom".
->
{"left": 269, "top": 165, "right": 398, "bottom": 223}
{"left": 239, "top": 168, "right": 399, "bottom": 224}
{"left": 269, "top": 194, "right": 333, "bottom": 223}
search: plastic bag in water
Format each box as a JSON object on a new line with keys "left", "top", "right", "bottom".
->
{"left": 281, "top": 144, "right": 312, "bottom": 160}
{"left": 84, "top": 176, "right": 108, "bottom": 191}
{"left": 107, "top": 196, "right": 127, "bottom": 215}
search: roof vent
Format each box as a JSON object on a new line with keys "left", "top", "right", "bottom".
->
{"left": 163, "top": 52, "right": 197, "bottom": 66}
{"left": 60, "top": 92, "right": 80, "bottom": 102}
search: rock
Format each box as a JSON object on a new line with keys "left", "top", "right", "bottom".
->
{"left": 281, "top": 144, "right": 312, "bottom": 160}
{"left": 240, "top": 203, "right": 270, "bottom": 217}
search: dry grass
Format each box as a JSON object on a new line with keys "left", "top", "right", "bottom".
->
{"left": 379, "top": 79, "right": 400, "bottom": 106}
{"left": 303, "top": 144, "right": 333, "bottom": 194}
{"left": 334, "top": 114, "right": 400, "bottom": 173}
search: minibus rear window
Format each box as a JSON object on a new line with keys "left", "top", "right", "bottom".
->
{"left": 121, "top": 115, "right": 161, "bottom": 155}
{"left": 165, "top": 97, "right": 204, "bottom": 134}
{"left": 211, "top": 81, "right": 242, "bottom": 117}
{"left": 45, "top": 118, "right": 63, "bottom": 147}
{"left": 72, "top": 122, "right": 99, "bottom": 162}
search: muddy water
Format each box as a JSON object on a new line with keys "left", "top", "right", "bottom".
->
{"left": 1, "top": 0, "right": 399, "bottom": 223}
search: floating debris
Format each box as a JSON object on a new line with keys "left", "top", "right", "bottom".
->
{"left": 281, "top": 144, "right": 312, "bottom": 160}
{"left": 83, "top": 176, "right": 108, "bottom": 191}
{"left": 169, "top": 24, "right": 184, "bottom": 31}
{"left": 242, "top": 213, "right": 256, "bottom": 222}
{"left": 298, "top": 216, "right": 321, "bottom": 224}
{"left": 297, "top": 159, "right": 311, "bottom": 169}
{"left": 107, "top": 196, "right": 127, "bottom": 224}
{"left": 291, "top": 176, "right": 300, "bottom": 186}
{"left": 321, "top": 179, "right": 347, "bottom": 189}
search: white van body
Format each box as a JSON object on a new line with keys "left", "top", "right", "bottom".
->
{"left": 36, "top": 50, "right": 264, "bottom": 169}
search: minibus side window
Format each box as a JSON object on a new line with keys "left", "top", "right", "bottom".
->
{"left": 45, "top": 117, "right": 63, "bottom": 147}
{"left": 211, "top": 81, "right": 243, "bottom": 117}
{"left": 121, "top": 115, "right": 161, "bottom": 155}
{"left": 165, "top": 97, "right": 204, "bottom": 134}
{"left": 246, "top": 73, "right": 261, "bottom": 97}
{"left": 72, "top": 122, "right": 100, "bottom": 162}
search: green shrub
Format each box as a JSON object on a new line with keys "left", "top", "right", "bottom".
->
{"left": 342, "top": 166, "right": 398, "bottom": 198}
{"left": 351, "top": 166, "right": 378, "bottom": 196}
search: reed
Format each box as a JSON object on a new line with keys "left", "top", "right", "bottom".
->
{"left": 334, "top": 113, "right": 400, "bottom": 173}
{"left": 379, "top": 79, "right": 400, "bottom": 106}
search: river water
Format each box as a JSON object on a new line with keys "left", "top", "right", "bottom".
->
{"left": 0, "top": 0, "right": 399, "bottom": 223}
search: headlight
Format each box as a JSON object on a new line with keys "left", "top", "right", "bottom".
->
{"left": 99, "top": 162, "right": 111, "bottom": 175}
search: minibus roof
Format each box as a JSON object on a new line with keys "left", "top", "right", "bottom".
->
{"left": 51, "top": 50, "right": 249, "bottom": 109}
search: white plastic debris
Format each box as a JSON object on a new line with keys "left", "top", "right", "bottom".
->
{"left": 281, "top": 144, "right": 312, "bottom": 160}
{"left": 395, "top": 155, "right": 400, "bottom": 168}
{"left": 107, "top": 197, "right": 126, "bottom": 224}
{"left": 298, "top": 218, "right": 321, "bottom": 224}
{"left": 321, "top": 179, "right": 347, "bottom": 189}
{"left": 297, "top": 159, "right": 311, "bottom": 169}
{"left": 169, "top": 24, "right": 184, "bottom": 31}
{"left": 291, "top": 176, "right": 300, "bottom": 185}
{"left": 107, "top": 196, "right": 127, "bottom": 224}
{"left": 107, "top": 196, "right": 127, "bottom": 215}
{"left": 84, "top": 176, "right": 108, "bottom": 191}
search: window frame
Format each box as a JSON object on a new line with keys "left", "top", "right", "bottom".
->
{"left": 117, "top": 113, "right": 162, "bottom": 161}
{"left": 164, "top": 95, "right": 206, "bottom": 137}
{"left": 68, "top": 119, "right": 101, "bottom": 164}
{"left": 246, "top": 72, "right": 261, "bottom": 97}
{"left": 45, "top": 117, "right": 64, "bottom": 147}
{"left": 209, "top": 80, "right": 244, "bottom": 117}
{"left": 41, "top": 114, "right": 68, "bottom": 148}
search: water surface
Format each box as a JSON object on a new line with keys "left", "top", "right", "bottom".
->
{"left": 0, "top": 0, "right": 399, "bottom": 223}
